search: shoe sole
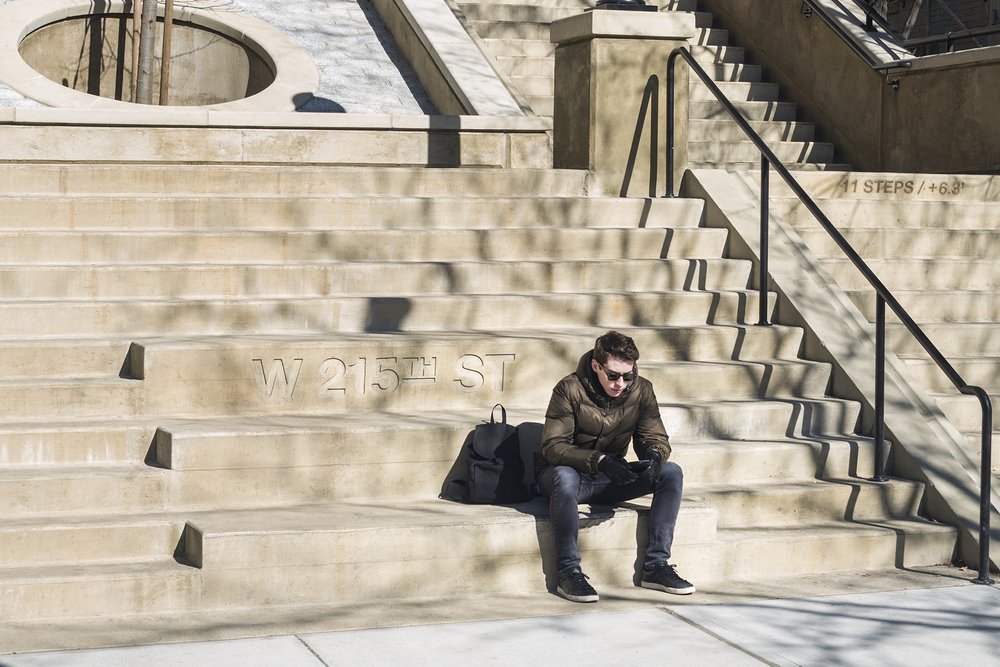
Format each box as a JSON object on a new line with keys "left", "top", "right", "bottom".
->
{"left": 640, "top": 581, "right": 696, "bottom": 595}
{"left": 556, "top": 586, "right": 599, "bottom": 603}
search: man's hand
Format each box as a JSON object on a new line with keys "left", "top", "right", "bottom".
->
{"left": 598, "top": 455, "right": 638, "bottom": 485}
{"left": 647, "top": 449, "right": 663, "bottom": 479}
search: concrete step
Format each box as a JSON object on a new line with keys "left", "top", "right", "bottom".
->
{"left": 689, "top": 119, "right": 817, "bottom": 143}
{"left": 471, "top": 20, "right": 551, "bottom": 40}
{"left": 0, "top": 560, "right": 198, "bottom": 621}
{"left": 0, "top": 464, "right": 166, "bottom": 516}
{"left": 688, "top": 44, "right": 746, "bottom": 64}
{"left": 696, "top": 62, "right": 763, "bottom": 82}
{"left": 0, "top": 257, "right": 749, "bottom": 302}
{"left": 774, "top": 198, "right": 1000, "bottom": 230}
{"left": 0, "top": 126, "right": 552, "bottom": 169}
{"left": 0, "top": 195, "right": 705, "bottom": 231}
{"left": 527, "top": 96, "right": 554, "bottom": 116}
{"left": 154, "top": 416, "right": 874, "bottom": 481}
{"left": 0, "top": 378, "right": 142, "bottom": 421}
{"left": 693, "top": 477, "right": 927, "bottom": 528}
{"left": 0, "top": 289, "right": 775, "bottom": 340}
{"left": 902, "top": 356, "right": 1000, "bottom": 393}
{"left": 797, "top": 228, "right": 1000, "bottom": 260}
{"left": 0, "top": 258, "right": 753, "bottom": 302}
{"left": 0, "top": 420, "right": 153, "bottom": 466}
{"left": 0, "top": 516, "right": 182, "bottom": 566}
{"left": 692, "top": 27, "right": 729, "bottom": 46}
{"left": 129, "top": 335, "right": 833, "bottom": 415}
{"left": 959, "top": 430, "right": 1000, "bottom": 473}
{"left": 689, "top": 140, "right": 835, "bottom": 164}
{"left": 495, "top": 56, "right": 554, "bottom": 77}
{"left": 510, "top": 74, "right": 552, "bottom": 98}
{"left": 690, "top": 81, "right": 780, "bottom": 102}
{"left": 846, "top": 289, "right": 1000, "bottom": 323}
{"left": 928, "top": 392, "right": 1000, "bottom": 432}
{"left": 0, "top": 224, "right": 729, "bottom": 265}
{"left": 0, "top": 339, "right": 131, "bottom": 378}
{"left": 4, "top": 323, "right": 801, "bottom": 380}
{"left": 0, "top": 165, "right": 592, "bottom": 198}
{"left": 458, "top": 0, "right": 589, "bottom": 7}
{"left": 0, "top": 566, "right": 971, "bottom": 655}
{"left": 179, "top": 503, "right": 955, "bottom": 607}
{"left": 886, "top": 322, "right": 1000, "bottom": 356}
{"left": 458, "top": 3, "right": 584, "bottom": 22}
{"left": 182, "top": 499, "right": 718, "bottom": 604}
{"left": 179, "top": 499, "right": 954, "bottom": 607}
{"left": 661, "top": 397, "right": 861, "bottom": 441}
{"left": 483, "top": 38, "right": 555, "bottom": 58}
{"left": 822, "top": 258, "right": 1000, "bottom": 290}
{"left": 710, "top": 520, "right": 956, "bottom": 578}
{"left": 691, "top": 100, "right": 799, "bottom": 122}
{"left": 690, "top": 160, "right": 850, "bottom": 172}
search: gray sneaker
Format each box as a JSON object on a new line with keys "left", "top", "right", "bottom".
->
{"left": 556, "top": 568, "right": 599, "bottom": 603}
{"left": 640, "top": 562, "right": 695, "bottom": 595}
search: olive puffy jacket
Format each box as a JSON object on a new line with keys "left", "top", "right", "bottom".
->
{"left": 535, "top": 350, "right": 672, "bottom": 476}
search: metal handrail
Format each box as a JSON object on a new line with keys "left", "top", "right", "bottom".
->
{"left": 661, "top": 45, "right": 994, "bottom": 584}
{"left": 798, "top": 0, "right": 907, "bottom": 67}
{"left": 827, "top": 0, "right": 1000, "bottom": 55}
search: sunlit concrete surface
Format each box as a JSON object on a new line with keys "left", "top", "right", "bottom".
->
{"left": 0, "top": 0, "right": 435, "bottom": 113}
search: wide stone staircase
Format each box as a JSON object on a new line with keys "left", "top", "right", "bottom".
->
{"left": 771, "top": 171, "right": 1000, "bottom": 488}
{"left": 0, "top": 141, "right": 959, "bottom": 652}
{"left": 455, "top": 0, "right": 845, "bottom": 170}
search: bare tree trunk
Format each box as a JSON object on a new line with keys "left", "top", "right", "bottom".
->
{"left": 135, "top": 0, "right": 158, "bottom": 104}
{"left": 130, "top": 0, "right": 140, "bottom": 101}
{"left": 159, "top": 0, "right": 174, "bottom": 105}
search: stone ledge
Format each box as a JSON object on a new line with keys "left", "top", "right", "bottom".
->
{"left": 0, "top": 108, "right": 552, "bottom": 131}
{"left": 0, "top": 0, "right": 318, "bottom": 112}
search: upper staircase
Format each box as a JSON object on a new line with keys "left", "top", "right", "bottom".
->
{"left": 0, "top": 134, "right": 956, "bottom": 652}
{"left": 770, "top": 171, "right": 1000, "bottom": 489}
{"left": 456, "top": 0, "right": 847, "bottom": 170}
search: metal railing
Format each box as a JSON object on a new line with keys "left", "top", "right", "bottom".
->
{"left": 644, "top": 45, "right": 994, "bottom": 583}
{"left": 820, "top": 0, "right": 1000, "bottom": 55}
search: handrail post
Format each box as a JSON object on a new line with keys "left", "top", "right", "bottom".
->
{"left": 665, "top": 52, "right": 677, "bottom": 198}
{"left": 758, "top": 157, "right": 770, "bottom": 326}
{"left": 974, "top": 390, "right": 994, "bottom": 584}
{"left": 873, "top": 296, "right": 889, "bottom": 481}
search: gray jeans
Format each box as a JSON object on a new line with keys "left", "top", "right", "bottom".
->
{"left": 536, "top": 461, "right": 684, "bottom": 577}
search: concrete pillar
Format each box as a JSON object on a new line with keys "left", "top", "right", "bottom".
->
{"left": 551, "top": 11, "right": 695, "bottom": 197}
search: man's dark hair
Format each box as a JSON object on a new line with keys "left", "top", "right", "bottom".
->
{"left": 593, "top": 330, "right": 639, "bottom": 365}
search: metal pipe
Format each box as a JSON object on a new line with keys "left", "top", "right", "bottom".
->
{"left": 666, "top": 58, "right": 676, "bottom": 198}
{"left": 758, "top": 157, "right": 769, "bottom": 326}
{"left": 874, "top": 295, "right": 888, "bottom": 481}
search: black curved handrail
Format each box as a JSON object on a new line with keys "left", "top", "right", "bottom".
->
{"left": 659, "top": 45, "right": 994, "bottom": 584}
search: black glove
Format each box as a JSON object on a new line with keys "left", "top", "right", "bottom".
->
{"left": 598, "top": 455, "right": 638, "bottom": 485}
{"left": 647, "top": 449, "right": 664, "bottom": 478}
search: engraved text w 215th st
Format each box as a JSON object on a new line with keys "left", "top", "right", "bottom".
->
{"left": 252, "top": 353, "right": 516, "bottom": 399}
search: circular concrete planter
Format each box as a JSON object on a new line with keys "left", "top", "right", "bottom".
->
{"left": 0, "top": 0, "right": 319, "bottom": 110}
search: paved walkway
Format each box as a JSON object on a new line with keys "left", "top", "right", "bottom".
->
{"left": 4, "top": 583, "right": 999, "bottom": 666}
{"left": 0, "top": 0, "right": 434, "bottom": 113}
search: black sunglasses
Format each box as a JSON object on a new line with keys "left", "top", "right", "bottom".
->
{"left": 599, "top": 363, "right": 636, "bottom": 382}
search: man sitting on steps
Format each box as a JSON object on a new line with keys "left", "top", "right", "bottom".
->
{"left": 535, "top": 330, "right": 695, "bottom": 603}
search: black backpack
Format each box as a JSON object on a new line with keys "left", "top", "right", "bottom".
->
{"left": 445, "top": 404, "right": 532, "bottom": 504}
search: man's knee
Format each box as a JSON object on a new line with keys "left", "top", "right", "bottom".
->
{"left": 549, "top": 465, "right": 582, "bottom": 496}
{"left": 655, "top": 460, "right": 683, "bottom": 487}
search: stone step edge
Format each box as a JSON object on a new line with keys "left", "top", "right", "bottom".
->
{"left": 0, "top": 565, "right": 968, "bottom": 655}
